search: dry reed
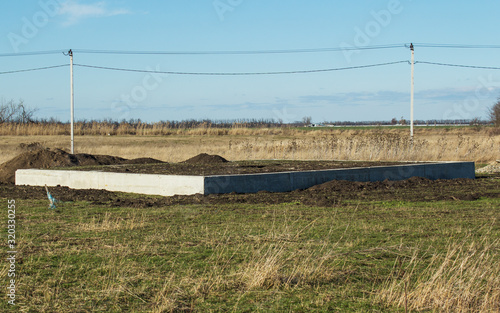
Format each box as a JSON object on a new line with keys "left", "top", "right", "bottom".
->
{"left": 1, "top": 126, "right": 498, "bottom": 164}
{"left": 377, "top": 232, "right": 500, "bottom": 312}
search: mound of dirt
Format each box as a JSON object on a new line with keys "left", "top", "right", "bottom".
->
{"left": 0, "top": 148, "right": 163, "bottom": 184}
{"left": 183, "top": 153, "right": 228, "bottom": 164}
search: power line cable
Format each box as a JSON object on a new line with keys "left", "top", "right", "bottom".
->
{"left": 0, "top": 44, "right": 405, "bottom": 58}
{"left": 73, "top": 61, "right": 408, "bottom": 75}
{"left": 2, "top": 60, "right": 499, "bottom": 77}
{"left": 72, "top": 44, "right": 406, "bottom": 55}
{"left": 413, "top": 43, "right": 500, "bottom": 49}
{"left": 0, "top": 50, "right": 66, "bottom": 57}
{"left": 1, "top": 43, "right": 500, "bottom": 58}
{"left": 416, "top": 61, "right": 500, "bottom": 70}
{"left": 0, "top": 64, "right": 69, "bottom": 75}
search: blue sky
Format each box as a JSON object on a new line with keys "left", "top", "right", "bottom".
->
{"left": 1, "top": 0, "right": 500, "bottom": 123}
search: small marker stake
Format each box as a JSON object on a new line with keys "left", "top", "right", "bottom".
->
{"left": 45, "top": 185, "right": 59, "bottom": 209}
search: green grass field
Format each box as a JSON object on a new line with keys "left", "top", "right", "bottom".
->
{"left": 2, "top": 190, "right": 499, "bottom": 312}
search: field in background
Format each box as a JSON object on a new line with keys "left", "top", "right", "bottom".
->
{"left": 1, "top": 126, "right": 499, "bottom": 165}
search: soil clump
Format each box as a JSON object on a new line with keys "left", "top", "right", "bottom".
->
{"left": 183, "top": 153, "right": 229, "bottom": 164}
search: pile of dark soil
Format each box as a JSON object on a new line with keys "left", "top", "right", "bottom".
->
{"left": 183, "top": 153, "right": 228, "bottom": 164}
{"left": 0, "top": 148, "right": 163, "bottom": 184}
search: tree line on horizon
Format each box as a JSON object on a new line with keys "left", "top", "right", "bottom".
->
{"left": 1, "top": 98, "right": 499, "bottom": 128}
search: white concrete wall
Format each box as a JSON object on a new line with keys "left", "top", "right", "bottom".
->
{"left": 15, "top": 169, "right": 204, "bottom": 196}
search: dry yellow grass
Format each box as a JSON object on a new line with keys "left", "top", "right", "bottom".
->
{"left": 377, "top": 232, "right": 500, "bottom": 313}
{"left": 76, "top": 212, "right": 146, "bottom": 232}
{"left": 0, "top": 126, "right": 498, "bottom": 165}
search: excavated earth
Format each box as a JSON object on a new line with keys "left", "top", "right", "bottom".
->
{"left": 0, "top": 148, "right": 162, "bottom": 184}
{"left": 1, "top": 148, "right": 498, "bottom": 208}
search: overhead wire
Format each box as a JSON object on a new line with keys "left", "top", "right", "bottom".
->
{"left": 73, "top": 61, "right": 408, "bottom": 75}
{"left": 413, "top": 43, "right": 500, "bottom": 49}
{"left": 71, "top": 44, "right": 406, "bottom": 55}
{"left": 2, "top": 60, "right": 500, "bottom": 76}
{"left": 0, "top": 64, "right": 69, "bottom": 75}
{"left": 1, "top": 43, "right": 500, "bottom": 58}
{"left": 416, "top": 61, "right": 500, "bottom": 70}
{"left": 0, "top": 44, "right": 404, "bottom": 58}
{"left": 0, "top": 50, "right": 66, "bottom": 57}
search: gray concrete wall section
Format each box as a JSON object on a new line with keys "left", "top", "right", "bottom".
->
{"left": 423, "top": 162, "right": 475, "bottom": 180}
{"left": 204, "top": 162, "right": 475, "bottom": 194}
{"left": 368, "top": 165, "right": 426, "bottom": 182}
{"left": 16, "top": 162, "right": 475, "bottom": 196}
{"left": 204, "top": 172, "right": 295, "bottom": 194}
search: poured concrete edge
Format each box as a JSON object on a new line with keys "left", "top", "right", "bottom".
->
{"left": 16, "top": 161, "right": 475, "bottom": 197}
{"left": 15, "top": 169, "right": 204, "bottom": 196}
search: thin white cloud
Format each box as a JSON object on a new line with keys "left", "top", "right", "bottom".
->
{"left": 57, "top": 0, "right": 130, "bottom": 26}
{"left": 300, "top": 86, "right": 500, "bottom": 107}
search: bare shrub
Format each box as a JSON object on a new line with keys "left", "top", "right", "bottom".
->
{"left": 0, "top": 99, "right": 36, "bottom": 123}
{"left": 489, "top": 98, "right": 500, "bottom": 126}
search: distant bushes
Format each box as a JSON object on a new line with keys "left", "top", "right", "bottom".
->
{"left": 0, "top": 118, "right": 288, "bottom": 136}
{"left": 0, "top": 116, "right": 496, "bottom": 136}
{"left": 0, "top": 99, "right": 36, "bottom": 124}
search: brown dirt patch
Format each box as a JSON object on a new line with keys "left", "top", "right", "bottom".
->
{"left": 65, "top": 160, "right": 410, "bottom": 176}
{"left": 182, "top": 153, "right": 229, "bottom": 164}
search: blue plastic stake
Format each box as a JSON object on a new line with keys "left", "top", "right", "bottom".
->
{"left": 45, "top": 185, "right": 59, "bottom": 209}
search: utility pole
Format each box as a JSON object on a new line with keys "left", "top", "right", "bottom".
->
{"left": 69, "top": 49, "right": 74, "bottom": 154}
{"left": 410, "top": 43, "right": 414, "bottom": 140}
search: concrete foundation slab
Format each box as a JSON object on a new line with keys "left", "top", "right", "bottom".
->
{"left": 16, "top": 161, "right": 475, "bottom": 197}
